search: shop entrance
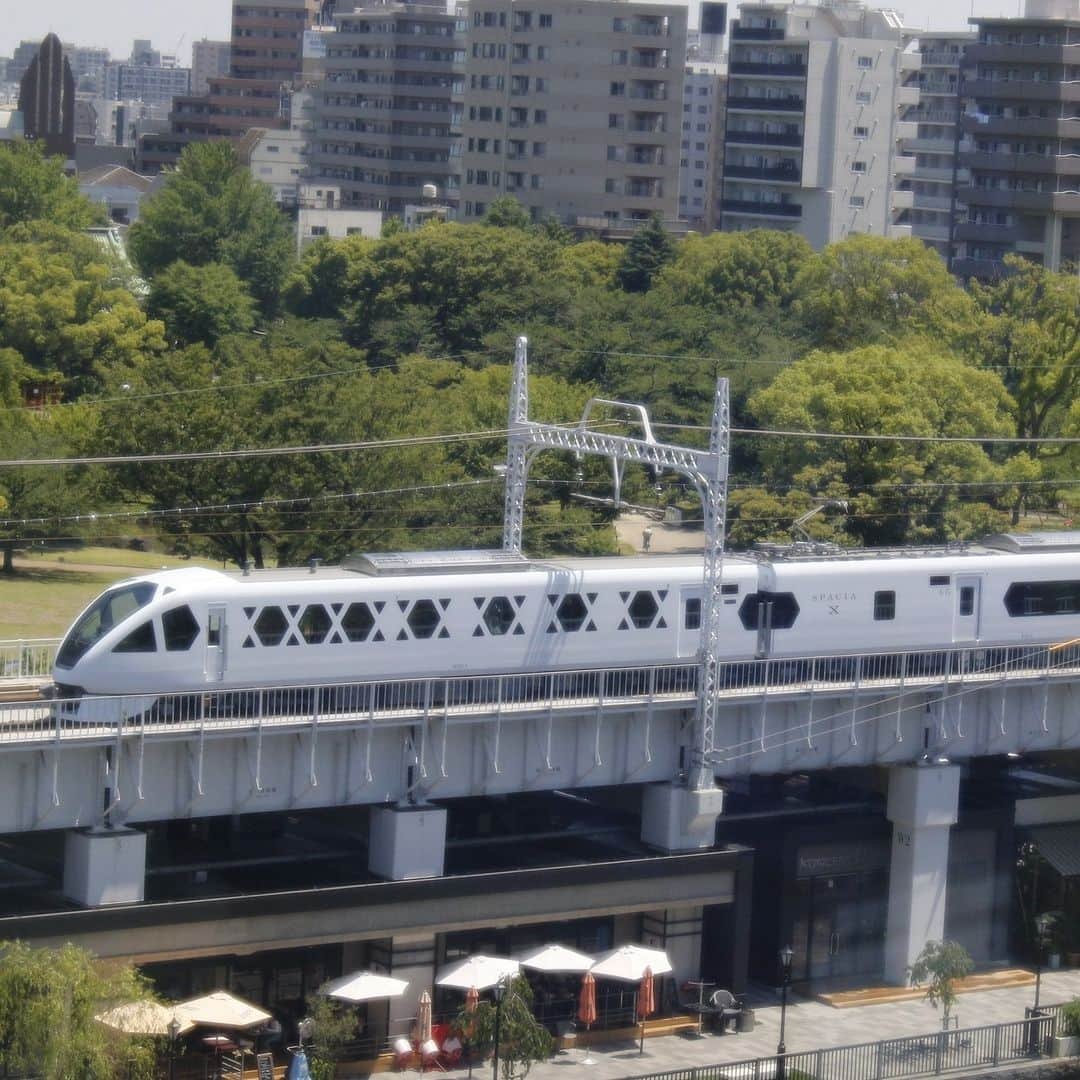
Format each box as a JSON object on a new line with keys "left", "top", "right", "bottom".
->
{"left": 791, "top": 869, "right": 887, "bottom": 983}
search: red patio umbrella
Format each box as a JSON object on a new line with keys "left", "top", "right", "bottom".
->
{"left": 578, "top": 971, "right": 598, "bottom": 1066}
{"left": 636, "top": 966, "right": 655, "bottom": 1055}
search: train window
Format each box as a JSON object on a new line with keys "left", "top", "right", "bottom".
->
{"left": 874, "top": 591, "right": 895, "bottom": 621}
{"left": 930, "top": 575, "right": 950, "bottom": 587}
{"left": 342, "top": 602, "right": 376, "bottom": 641}
{"left": 254, "top": 606, "right": 289, "bottom": 646}
{"left": 1005, "top": 581, "right": 1080, "bottom": 617}
{"left": 113, "top": 620, "right": 157, "bottom": 653}
{"left": 56, "top": 582, "right": 157, "bottom": 668}
{"left": 738, "top": 592, "right": 800, "bottom": 630}
{"left": 685, "top": 597, "right": 701, "bottom": 630}
{"left": 407, "top": 599, "right": 441, "bottom": 639}
{"left": 162, "top": 606, "right": 199, "bottom": 650}
{"left": 483, "top": 596, "right": 515, "bottom": 635}
{"left": 628, "top": 591, "right": 659, "bottom": 628}
{"left": 556, "top": 593, "right": 589, "bottom": 632}
{"left": 721, "top": 583, "right": 739, "bottom": 595}
{"left": 959, "top": 587, "right": 975, "bottom": 617}
{"left": 298, "top": 604, "right": 332, "bottom": 644}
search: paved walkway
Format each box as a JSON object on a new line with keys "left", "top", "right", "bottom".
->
{"left": 371, "top": 969, "right": 1080, "bottom": 1080}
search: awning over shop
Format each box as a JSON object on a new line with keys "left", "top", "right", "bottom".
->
{"left": 1027, "top": 824, "right": 1080, "bottom": 878}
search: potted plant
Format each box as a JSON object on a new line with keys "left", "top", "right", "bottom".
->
{"left": 1053, "top": 997, "right": 1080, "bottom": 1058}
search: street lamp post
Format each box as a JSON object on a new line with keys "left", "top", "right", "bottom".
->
{"left": 167, "top": 1016, "right": 182, "bottom": 1080}
{"left": 492, "top": 978, "right": 507, "bottom": 1080}
{"left": 777, "top": 945, "right": 794, "bottom": 1080}
{"left": 1030, "top": 912, "right": 1052, "bottom": 1055}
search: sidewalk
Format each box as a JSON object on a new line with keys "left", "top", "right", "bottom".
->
{"left": 375, "top": 969, "right": 1080, "bottom": 1080}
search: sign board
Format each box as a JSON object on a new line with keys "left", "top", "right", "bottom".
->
{"left": 256, "top": 1052, "right": 274, "bottom": 1080}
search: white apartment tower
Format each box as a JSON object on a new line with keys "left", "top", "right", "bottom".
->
{"left": 680, "top": 61, "right": 726, "bottom": 231}
{"left": 458, "top": 0, "right": 687, "bottom": 227}
{"left": 191, "top": 39, "right": 232, "bottom": 97}
{"left": 721, "top": 0, "right": 919, "bottom": 247}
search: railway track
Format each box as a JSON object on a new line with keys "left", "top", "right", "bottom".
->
{"left": 0, "top": 682, "right": 49, "bottom": 704}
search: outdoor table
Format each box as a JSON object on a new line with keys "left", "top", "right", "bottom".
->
{"left": 683, "top": 981, "right": 715, "bottom": 1038}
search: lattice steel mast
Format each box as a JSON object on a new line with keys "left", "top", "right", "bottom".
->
{"left": 501, "top": 336, "right": 729, "bottom": 791}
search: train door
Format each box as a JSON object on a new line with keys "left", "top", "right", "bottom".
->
{"left": 204, "top": 604, "right": 227, "bottom": 682}
{"left": 953, "top": 575, "right": 982, "bottom": 643}
{"left": 678, "top": 587, "right": 704, "bottom": 657}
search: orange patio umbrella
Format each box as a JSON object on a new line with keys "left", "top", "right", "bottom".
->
{"left": 636, "top": 966, "right": 655, "bottom": 1055}
{"left": 577, "top": 971, "right": 598, "bottom": 1066}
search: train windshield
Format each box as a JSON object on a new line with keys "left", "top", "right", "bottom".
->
{"left": 55, "top": 583, "right": 157, "bottom": 669}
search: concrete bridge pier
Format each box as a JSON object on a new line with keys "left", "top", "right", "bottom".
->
{"left": 640, "top": 781, "right": 725, "bottom": 853}
{"left": 62, "top": 826, "right": 146, "bottom": 907}
{"left": 883, "top": 763, "right": 961, "bottom": 985}
{"left": 369, "top": 803, "right": 448, "bottom": 881}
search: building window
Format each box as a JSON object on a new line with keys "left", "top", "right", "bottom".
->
{"left": 532, "top": 141, "right": 546, "bottom": 156}
{"left": 854, "top": 125, "right": 869, "bottom": 137}
{"left": 849, "top": 195, "right": 865, "bottom": 207}
{"left": 858, "top": 55, "right": 873, "bottom": 68}
{"left": 539, "top": 13, "right": 552, "bottom": 27}
{"left": 534, "top": 109, "right": 547, "bottom": 124}
{"left": 611, "top": 81, "right": 626, "bottom": 96}
{"left": 609, "top": 112, "right": 623, "bottom": 129}
{"left": 612, "top": 50, "right": 628, "bottom": 64}
{"left": 851, "top": 161, "right": 866, "bottom": 173}
{"left": 531, "top": 174, "right": 544, "bottom": 189}
{"left": 856, "top": 90, "right": 872, "bottom": 103}
{"left": 873, "top": 591, "right": 896, "bottom": 621}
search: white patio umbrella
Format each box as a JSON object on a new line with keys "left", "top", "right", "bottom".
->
{"left": 95, "top": 1001, "right": 195, "bottom": 1037}
{"left": 436, "top": 955, "right": 520, "bottom": 990}
{"left": 517, "top": 944, "right": 594, "bottom": 974}
{"left": 174, "top": 990, "right": 272, "bottom": 1030}
{"left": 589, "top": 945, "right": 673, "bottom": 983}
{"left": 321, "top": 971, "right": 409, "bottom": 1004}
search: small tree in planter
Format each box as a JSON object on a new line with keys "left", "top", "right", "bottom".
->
{"left": 1054, "top": 997, "right": 1080, "bottom": 1058}
{"left": 460, "top": 976, "right": 553, "bottom": 1080}
{"left": 908, "top": 940, "right": 974, "bottom": 1031}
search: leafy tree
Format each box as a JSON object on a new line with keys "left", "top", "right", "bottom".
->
{"left": 127, "top": 142, "right": 294, "bottom": 315}
{"left": 0, "top": 234, "right": 166, "bottom": 395}
{"left": 0, "top": 940, "right": 158, "bottom": 1079}
{"left": 653, "top": 229, "right": 812, "bottom": 313}
{"left": 283, "top": 235, "right": 377, "bottom": 321}
{"left": 793, "top": 235, "right": 974, "bottom": 350}
{"left": 146, "top": 260, "right": 257, "bottom": 347}
{"left": 908, "top": 939, "right": 974, "bottom": 1030}
{"left": 747, "top": 343, "right": 1015, "bottom": 546}
{"left": 615, "top": 214, "right": 676, "bottom": 293}
{"left": 304, "top": 993, "right": 361, "bottom": 1080}
{"left": 459, "top": 977, "right": 552, "bottom": 1080}
{"left": 0, "top": 142, "right": 104, "bottom": 231}
{"left": 534, "top": 216, "right": 574, "bottom": 245}
{"left": 555, "top": 241, "right": 623, "bottom": 290}
{"left": 484, "top": 196, "right": 531, "bottom": 231}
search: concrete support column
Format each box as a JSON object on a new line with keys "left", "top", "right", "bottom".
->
{"left": 640, "top": 782, "right": 724, "bottom": 852}
{"left": 387, "top": 934, "right": 437, "bottom": 1039}
{"left": 369, "top": 804, "right": 447, "bottom": 881}
{"left": 643, "top": 906, "right": 703, "bottom": 985}
{"left": 884, "top": 764, "right": 961, "bottom": 985}
{"left": 1044, "top": 212, "right": 1063, "bottom": 273}
{"left": 62, "top": 826, "right": 146, "bottom": 907}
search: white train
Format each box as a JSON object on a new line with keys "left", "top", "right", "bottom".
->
{"left": 50, "top": 534, "right": 1080, "bottom": 720}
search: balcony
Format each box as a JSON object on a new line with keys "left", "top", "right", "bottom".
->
{"left": 895, "top": 121, "right": 919, "bottom": 140}
{"left": 891, "top": 189, "right": 914, "bottom": 209}
{"left": 723, "top": 163, "right": 801, "bottom": 183}
{"left": 966, "top": 42, "right": 1080, "bottom": 64}
{"left": 727, "top": 96, "right": 805, "bottom": 112}
{"left": 958, "top": 185, "right": 1080, "bottom": 212}
{"left": 725, "top": 128, "right": 803, "bottom": 147}
{"left": 961, "top": 115, "right": 1080, "bottom": 138}
{"left": 951, "top": 256, "right": 1009, "bottom": 280}
{"left": 731, "top": 25, "right": 785, "bottom": 40}
{"left": 729, "top": 61, "right": 807, "bottom": 78}
{"left": 721, "top": 197, "right": 801, "bottom": 218}
{"left": 955, "top": 220, "right": 1021, "bottom": 242}
{"left": 629, "top": 87, "right": 668, "bottom": 101}
{"left": 900, "top": 52, "right": 922, "bottom": 73}
{"left": 897, "top": 85, "right": 920, "bottom": 107}
{"left": 960, "top": 150, "right": 1080, "bottom": 175}
{"left": 894, "top": 154, "right": 917, "bottom": 175}
{"left": 964, "top": 78, "right": 1080, "bottom": 103}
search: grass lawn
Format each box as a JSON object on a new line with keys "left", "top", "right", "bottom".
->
{"left": 0, "top": 548, "right": 221, "bottom": 640}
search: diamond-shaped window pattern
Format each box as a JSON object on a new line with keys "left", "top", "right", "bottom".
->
{"left": 556, "top": 593, "right": 589, "bottom": 632}
{"left": 483, "top": 595, "right": 515, "bottom": 635}
{"left": 254, "top": 606, "right": 289, "bottom": 646}
{"left": 407, "top": 598, "right": 441, "bottom": 639}
{"left": 628, "top": 590, "right": 659, "bottom": 629}
{"left": 298, "top": 604, "right": 332, "bottom": 644}
{"left": 342, "top": 602, "right": 376, "bottom": 642}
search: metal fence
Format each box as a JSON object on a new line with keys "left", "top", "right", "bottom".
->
{"left": 633, "top": 1012, "right": 1062, "bottom": 1080}
{"left": 0, "top": 639, "right": 60, "bottom": 681}
{"left": 4, "top": 638, "right": 1080, "bottom": 747}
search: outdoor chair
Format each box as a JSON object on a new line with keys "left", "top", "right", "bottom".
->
{"left": 554, "top": 1019, "right": 577, "bottom": 1057}
{"left": 708, "top": 990, "right": 744, "bottom": 1033}
{"left": 441, "top": 1036, "right": 463, "bottom": 1068}
{"left": 420, "top": 1038, "right": 444, "bottom": 1071}
{"left": 393, "top": 1037, "right": 415, "bottom": 1071}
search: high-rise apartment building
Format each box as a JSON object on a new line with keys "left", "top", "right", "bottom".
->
{"left": 955, "top": 0, "right": 1080, "bottom": 277}
{"left": 680, "top": 61, "right": 725, "bottom": 231}
{"left": 18, "top": 33, "right": 75, "bottom": 158}
{"left": 104, "top": 63, "right": 191, "bottom": 106}
{"left": 191, "top": 40, "right": 233, "bottom": 96}
{"left": 897, "top": 33, "right": 970, "bottom": 262}
{"left": 720, "top": 0, "right": 918, "bottom": 247}
{"left": 458, "top": 0, "right": 687, "bottom": 227}
{"left": 309, "top": 2, "right": 463, "bottom": 213}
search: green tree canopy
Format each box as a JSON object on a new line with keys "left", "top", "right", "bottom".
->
{"left": 0, "top": 142, "right": 104, "bottom": 231}
{"left": 146, "top": 260, "right": 257, "bottom": 347}
{"left": 746, "top": 343, "right": 1015, "bottom": 545}
{"left": 793, "top": 234, "right": 974, "bottom": 350}
{"left": 457, "top": 976, "right": 553, "bottom": 1080}
{"left": 908, "top": 939, "right": 974, "bottom": 1030}
{"left": 0, "top": 234, "right": 166, "bottom": 395}
{"left": 0, "top": 940, "right": 157, "bottom": 1079}
{"left": 653, "top": 229, "right": 813, "bottom": 313}
{"left": 614, "top": 214, "right": 676, "bottom": 293}
{"left": 127, "top": 142, "right": 294, "bottom": 315}
{"left": 484, "top": 196, "right": 532, "bottom": 230}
